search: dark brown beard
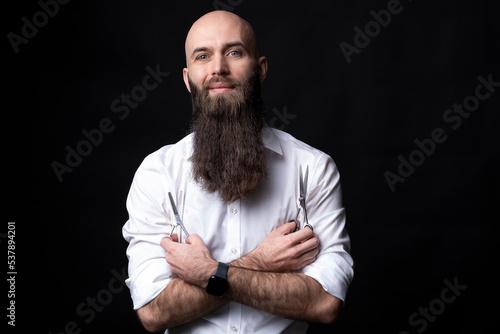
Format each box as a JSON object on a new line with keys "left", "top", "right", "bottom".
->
{"left": 189, "top": 71, "right": 267, "bottom": 203}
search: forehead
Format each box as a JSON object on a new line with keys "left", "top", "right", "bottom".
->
{"left": 185, "top": 13, "right": 255, "bottom": 58}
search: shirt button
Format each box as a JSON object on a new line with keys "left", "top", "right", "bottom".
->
{"left": 231, "top": 248, "right": 238, "bottom": 255}
{"left": 230, "top": 325, "right": 238, "bottom": 332}
{"left": 231, "top": 208, "right": 238, "bottom": 214}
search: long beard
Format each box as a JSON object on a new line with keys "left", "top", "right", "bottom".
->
{"left": 189, "top": 71, "right": 267, "bottom": 203}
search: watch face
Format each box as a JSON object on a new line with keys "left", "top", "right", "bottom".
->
{"left": 206, "top": 276, "right": 228, "bottom": 297}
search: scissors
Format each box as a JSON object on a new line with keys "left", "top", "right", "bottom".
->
{"left": 167, "top": 192, "right": 190, "bottom": 241}
{"left": 290, "top": 165, "right": 314, "bottom": 232}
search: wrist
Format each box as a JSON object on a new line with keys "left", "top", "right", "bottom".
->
{"left": 231, "top": 254, "right": 262, "bottom": 271}
{"left": 206, "top": 262, "right": 229, "bottom": 297}
{"left": 202, "top": 260, "right": 219, "bottom": 288}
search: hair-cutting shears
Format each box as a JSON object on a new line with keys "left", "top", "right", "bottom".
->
{"left": 290, "top": 165, "right": 313, "bottom": 232}
{"left": 168, "top": 192, "right": 190, "bottom": 241}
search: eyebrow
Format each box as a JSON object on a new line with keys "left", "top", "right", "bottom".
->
{"left": 190, "top": 41, "right": 249, "bottom": 59}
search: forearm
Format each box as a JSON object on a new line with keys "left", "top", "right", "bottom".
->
{"left": 156, "top": 225, "right": 340, "bottom": 328}
{"left": 226, "top": 266, "right": 341, "bottom": 323}
{"left": 137, "top": 277, "right": 228, "bottom": 332}
{"left": 224, "top": 226, "right": 340, "bottom": 323}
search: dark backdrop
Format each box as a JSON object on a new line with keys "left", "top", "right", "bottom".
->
{"left": 4, "top": 0, "right": 499, "bottom": 333}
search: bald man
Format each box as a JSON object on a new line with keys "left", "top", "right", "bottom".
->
{"left": 123, "top": 10, "right": 354, "bottom": 333}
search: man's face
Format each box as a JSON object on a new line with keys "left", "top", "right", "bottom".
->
{"left": 183, "top": 11, "right": 267, "bottom": 97}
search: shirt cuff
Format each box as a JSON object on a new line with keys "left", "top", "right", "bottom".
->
{"left": 126, "top": 258, "right": 172, "bottom": 310}
{"left": 302, "top": 251, "right": 354, "bottom": 302}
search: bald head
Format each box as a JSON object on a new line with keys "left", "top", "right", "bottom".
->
{"left": 184, "top": 10, "right": 260, "bottom": 64}
{"left": 182, "top": 10, "right": 267, "bottom": 95}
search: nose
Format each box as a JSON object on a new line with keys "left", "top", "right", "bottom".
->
{"left": 211, "top": 54, "right": 229, "bottom": 76}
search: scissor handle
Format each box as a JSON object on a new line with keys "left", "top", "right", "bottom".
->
{"left": 288, "top": 219, "right": 313, "bottom": 232}
{"left": 168, "top": 223, "right": 177, "bottom": 240}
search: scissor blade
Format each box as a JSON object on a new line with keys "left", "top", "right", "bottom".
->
{"left": 303, "top": 165, "right": 308, "bottom": 197}
{"left": 168, "top": 192, "right": 179, "bottom": 215}
{"left": 179, "top": 222, "right": 190, "bottom": 237}
{"left": 168, "top": 192, "right": 190, "bottom": 237}
{"left": 299, "top": 165, "right": 304, "bottom": 198}
{"left": 299, "top": 165, "right": 309, "bottom": 199}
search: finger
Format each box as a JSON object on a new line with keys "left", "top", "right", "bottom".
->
{"left": 160, "top": 236, "right": 172, "bottom": 250}
{"left": 161, "top": 234, "right": 180, "bottom": 249}
{"left": 293, "top": 239, "right": 320, "bottom": 268}
{"left": 287, "top": 226, "right": 314, "bottom": 244}
{"left": 294, "top": 235, "right": 320, "bottom": 257}
{"left": 287, "top": 219, "right": 300, "bottom": 233}
{"left": 297, "top": 248, "right": 319, "bottom": 268}
{"left": 276, "top": 221, "right": 298, "bottom": 235}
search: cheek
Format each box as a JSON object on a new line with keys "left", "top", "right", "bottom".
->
{"left": 192, "top": 76, "right": 206, "bottom": 89}
{"left": 188, "top": 68, "right": 208, "bottom": 88}
{"left": 230, "top": 60, "right": 258, "bottom": 81}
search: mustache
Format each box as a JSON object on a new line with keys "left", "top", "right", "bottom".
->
{"left": 202, "top": 76, "right": 241, "bottom": 91}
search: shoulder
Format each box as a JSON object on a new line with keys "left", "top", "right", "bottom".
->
{"left": 139, "top": 134, "right": 193, "bottom": 170}
{"left": 268, "top": 128, "right": 330, "bottom": 162}
{"left": 266, "top": 128, "right": 340, "bottom": 182}
{"left": 129, "top": 134, "right": 194, "bottom": 189}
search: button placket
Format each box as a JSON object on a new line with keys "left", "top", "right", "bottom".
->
{"left": 227, "top": 200, "right": 241, "bottom": 261}
{"left": 227, "top": 302, "right": 242, "bottom": 334}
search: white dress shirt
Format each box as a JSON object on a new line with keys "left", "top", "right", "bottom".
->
{"left": 122, "top": 127, "right": 354, "bottom": 333}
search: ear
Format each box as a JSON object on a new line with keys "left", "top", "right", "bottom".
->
{"left": 183, "top": 67, "right": 191, "bottom": 93}
{"left": 257, "top": 56, "right": 268, "bottom": 83}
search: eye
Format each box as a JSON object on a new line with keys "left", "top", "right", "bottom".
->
{"left": 196, "top": 54, "right": 208, "bottom": 61}
{"left": 228, "top": 50, "right": 241, "bottom": 57}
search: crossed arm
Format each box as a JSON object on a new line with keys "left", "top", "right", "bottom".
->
{"left": 137, "top": 221, "right": 342, "bottom": 332}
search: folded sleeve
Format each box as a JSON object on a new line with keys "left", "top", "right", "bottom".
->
{"left": 122, "top": 149, "right": 174, "bottom": 310}
{"left": 300, "top": 154, "right": 354, "bottom": 302}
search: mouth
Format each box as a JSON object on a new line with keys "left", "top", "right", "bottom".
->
{"left": 207, "top": 82, "right": 236, "bottom": 94}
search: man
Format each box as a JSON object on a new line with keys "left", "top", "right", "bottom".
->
{"left": 122, "top": 10, "right": 354, "bottom": 333}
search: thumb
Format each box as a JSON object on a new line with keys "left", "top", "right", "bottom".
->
{"left": 186, "top": 233, "right": 202, "bottom": 245}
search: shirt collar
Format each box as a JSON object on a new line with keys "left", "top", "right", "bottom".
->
{"left": 262, "top": 127, "right": 283, "bottom": 155}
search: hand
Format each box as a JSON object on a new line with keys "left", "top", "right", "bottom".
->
{"left": 234, "top": 221, "right": 320, "bottom": 272}
{"left": 160, "top": 234, "right": 217, "bottom": 288}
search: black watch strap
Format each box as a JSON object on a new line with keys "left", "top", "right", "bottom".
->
{"left": 206, "top": 262, "right": 229, "bottom": 297}
{"left": 214, "top": 262, "right": 229, "bottom": 279}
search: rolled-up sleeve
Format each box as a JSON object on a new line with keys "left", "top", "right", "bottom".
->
{"left": 301, "top": 154, "right": 354, "bottom": 302}
{"left": 122, "top": 149, "right": 173, "bottom": 310}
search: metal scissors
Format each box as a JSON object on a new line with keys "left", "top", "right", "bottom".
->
{"left": 167, "top": 192, "right": 190, "bottom": 241}
{"left": 290, "top": 165, "right": 314, "bottom": 232}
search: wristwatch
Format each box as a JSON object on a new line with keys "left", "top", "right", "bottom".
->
{"left": 206, "top": 262, "right": 229, "bottom": 297}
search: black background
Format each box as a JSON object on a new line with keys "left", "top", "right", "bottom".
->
{"left": 4, "top": 0, "right": 499, "bottom": 333}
